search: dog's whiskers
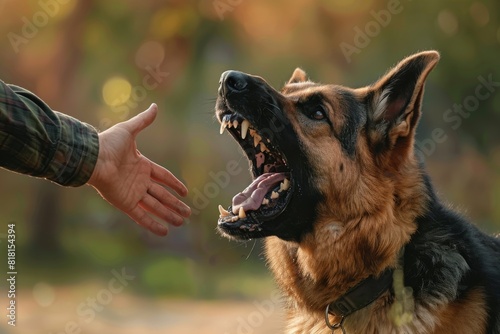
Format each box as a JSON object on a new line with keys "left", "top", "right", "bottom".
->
{"left": 245, "top": 239, "right": 258, "bottom": 260}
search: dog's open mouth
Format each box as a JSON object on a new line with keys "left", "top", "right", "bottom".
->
{"left": 217, "top": 111, "right": 293, "bottom": 235}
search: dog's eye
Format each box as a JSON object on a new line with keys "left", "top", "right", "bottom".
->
{"left": 309, "top": 107, "right": 326, "bottom": 121}
{"left": 311, "top": 109, "right": 325, "bottom": 121}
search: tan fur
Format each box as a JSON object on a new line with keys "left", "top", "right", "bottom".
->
{"left": 432, "top": 288, "right": 487, "bottom": 334}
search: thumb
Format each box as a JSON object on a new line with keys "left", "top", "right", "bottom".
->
{"left": 123, "top": 103, "right": 158, "bottom": 136}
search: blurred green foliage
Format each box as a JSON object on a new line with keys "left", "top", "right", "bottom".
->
{"left": 0, "top": 0, "right": 499, "bottom": 301}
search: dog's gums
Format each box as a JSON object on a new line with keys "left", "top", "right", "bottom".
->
{"left": 216, "top": 112, "right": 293, "bottom": 232}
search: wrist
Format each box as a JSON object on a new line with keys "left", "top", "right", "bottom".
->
{"left": 87, "top": 133, "right": 104, "bottom": 187}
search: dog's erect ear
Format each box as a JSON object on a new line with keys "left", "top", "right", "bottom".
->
{"left": 367, "top": 51, "right": 440, "bottom": 156}
{"left": 288, "top": 68, "right": 308, "bottom": 84}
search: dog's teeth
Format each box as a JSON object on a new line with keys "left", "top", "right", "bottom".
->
{"left": 218, "top": 205, "right": 230, "bottom": 217}
{"left": 260, "top": 142, "right": 269, "bottom": 152}
{"left": 249, "top": 129, "right": 256, "bottom": 136}
{"left": 233, "top": 120, "right": 239, "bottom": 128}
{"left": 227, "top": 121, "right": 233, "bottom": 128}
{"left": 238, "top": 207, "right": 247, "bottom": 218}
{"left": 219, "top": 121, "right": 227, "bottom": 135}
{"left": 241, "top": 120, "right": 250, "bottom": 139}
{"left": 230, "top": 216, "right": 239, "bottom": 222}
{"left": 271, "top": 191, "right": 279, "bottom": 199}
{"left": 262, "top": 198, "right": 269, "bottom": 205}
{"left": 279, "top": 179, "right": 290, "bottom": 192}
{"left": 254, "top": 134, "right": 262, "bottom": 147}
{"left": 283, "top": 178, "right": 290, "bottom": 190}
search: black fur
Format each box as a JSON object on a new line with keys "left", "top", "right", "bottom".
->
{"left": 405, "top": 171, "right": 500, "bottom": 332}
{"left": 336, "top": 89, "right": 366, "bottom": 157}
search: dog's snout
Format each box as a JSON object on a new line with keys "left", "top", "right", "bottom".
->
{"left": 219, "top": 70, "right": 249, "bottom": 96}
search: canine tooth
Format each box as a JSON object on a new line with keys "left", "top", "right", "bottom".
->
{"left": 283, "top": 178, "right": 290, "bottom": 190}
{"left": 241, "top": 120, "right": 250, "bottom": 139}
{"left": 279, "top": 179, "right": 290, "bottom": 192}
{"left": 233, "top": 120, "right": 239, "bottom": 128}
{"left": 271, "top": 191, "right": 279, "bottom": 199}
{"left": 238, "top": 207, "right": 247, "bottom": 218}
{"left": 262, "top": 198, "right": 269, "bottom": 205}
{"left": 260, "top": 142, "right": 269, "bottom": 152}
{"left": 219, "top": 121, "right": 227, "bottom": 134}
{"left": 254, "top": 134, "right": 262, "bottom": 147}
{"left": 227, "top": 121, "right": 232, "bottom": 128}
{"left": 218, "top": 205, "right": 230, "bottom": 217}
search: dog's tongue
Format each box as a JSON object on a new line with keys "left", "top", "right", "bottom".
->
{"left": 232, "top": 173, "right": 286, "bottom": 213}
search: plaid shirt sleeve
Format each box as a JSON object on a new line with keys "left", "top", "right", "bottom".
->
{"left": 0, "top": 79, "right": 99, "bottom": 187}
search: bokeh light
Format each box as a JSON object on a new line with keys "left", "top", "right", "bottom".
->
{"left": 102, "top": 76, "right": 132, "bottom": 108}
{"left": 135, "top": 41, "right": 165, "bottom": 69}
{"left": 437, "top": 9, "right": 459, "bottom": 36}
{"left": 470, "top": 2, "right": 490, "bottom": 27}
{"left": 32, "top": 282, "right": 56, "bottom": 307}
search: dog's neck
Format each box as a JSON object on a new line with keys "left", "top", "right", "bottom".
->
{"left": 265, "top": 181, "right": 426, "bottom": 318}
{"left": 327, "top": 260, "right": 397, "bottom": 317}
{"left": 265, "top": 216, "right": 409, "bottom": 313}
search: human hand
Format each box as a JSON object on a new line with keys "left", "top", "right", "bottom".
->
{"left": 87, "top": 103, "right": 191, "bottom": 236}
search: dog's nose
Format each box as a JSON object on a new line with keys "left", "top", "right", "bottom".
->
{"left": 219, "top": 70, "right": 248, "bottom": 96}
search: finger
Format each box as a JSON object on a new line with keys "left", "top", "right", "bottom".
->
{"left": 123, "top": 103, "right": 158, "bottom": 137}
{"left": 139, "top": 194, "right": 185, "bottom": 227}
{"left": 148, "top": 183, "right": 191, "bottom": 218}
{"left": 128, "top": 206, "right": 169, "bottom": 236}
{"left": 150, "top": 160, "right": 189, "bottom": 197}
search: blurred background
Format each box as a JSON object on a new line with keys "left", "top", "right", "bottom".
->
{"left": 0, "top": 0, "right": 499, "bottom": 333}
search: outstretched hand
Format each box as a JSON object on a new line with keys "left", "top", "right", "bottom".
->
{"left": 87, "top": 103, "right": 191, "bottom": 236}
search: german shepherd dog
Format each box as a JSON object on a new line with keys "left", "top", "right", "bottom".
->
{"left": 214, "top": 51, "right": 500, "bottom": 333}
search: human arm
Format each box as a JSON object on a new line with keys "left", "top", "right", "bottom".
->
{"left": 0, "top": 79, "right": 98, "bottom": 185}
{"left": 0, "top": 80, "right": 190, "bottom": 235}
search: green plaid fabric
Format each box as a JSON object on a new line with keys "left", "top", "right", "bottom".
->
{"left": 0, "top": 80, "right": 99, "bottom": 187}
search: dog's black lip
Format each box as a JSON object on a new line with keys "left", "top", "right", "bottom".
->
{"left": 216, "top": 100, "right": 295, "bottom": 238}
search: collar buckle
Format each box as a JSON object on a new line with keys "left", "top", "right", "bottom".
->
{"left": 324, "top": 304, "right": 346, "bottom": 334}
